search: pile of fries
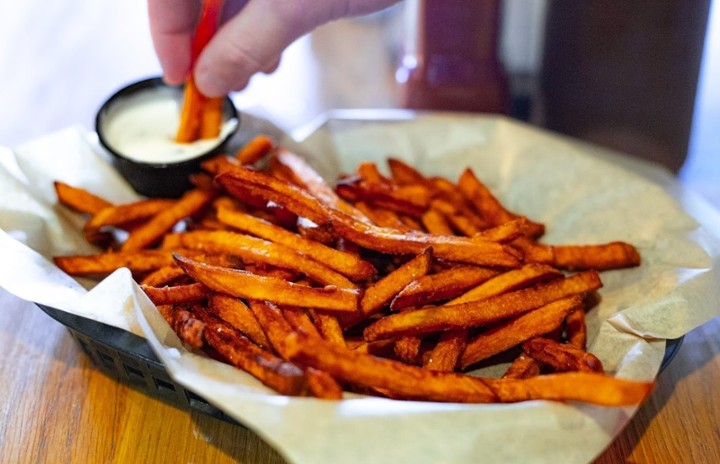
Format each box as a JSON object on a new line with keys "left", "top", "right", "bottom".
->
{"left": 53, "top": 134, "right": 652, "bottom": 405}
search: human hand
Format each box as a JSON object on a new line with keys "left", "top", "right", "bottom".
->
{"left": 148, "top": 0, "right": 400, "bottom": 97}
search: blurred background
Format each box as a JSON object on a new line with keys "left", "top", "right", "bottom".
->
{"left": 0, "top": 0, "right": 716, "bottom": 205}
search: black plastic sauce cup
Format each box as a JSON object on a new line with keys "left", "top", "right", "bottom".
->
{"left": 95, "top": 77, "right": 238, "bottom": 198}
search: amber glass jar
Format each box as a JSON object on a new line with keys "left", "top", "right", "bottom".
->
{"left": 396, "top": 0, "right": 510, "bottom": 114}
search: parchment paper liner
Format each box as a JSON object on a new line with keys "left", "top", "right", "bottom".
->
{"left": 1, "top": 112, "right": 718, "bottom": 464}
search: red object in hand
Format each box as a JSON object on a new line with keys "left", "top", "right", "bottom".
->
{"left": 191, "top": 0, "right": 224, "bottom": 63}
{"left": 176, "top": 0, "right": 225, "bottom": 143}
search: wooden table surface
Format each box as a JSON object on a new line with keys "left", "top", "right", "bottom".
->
{"left": 1, "top": 2, "right": 719, "bottom": 463}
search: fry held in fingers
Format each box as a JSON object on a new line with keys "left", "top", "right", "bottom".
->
{"left": 175, "top": 0, "right": 225, "bottom": 143}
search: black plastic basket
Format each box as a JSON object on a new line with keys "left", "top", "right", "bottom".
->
{"left": 38, "top": 303, "right": 683, "bottom": 423}
{"left": 37, "top": 304, "right": 240, "bottom": 425}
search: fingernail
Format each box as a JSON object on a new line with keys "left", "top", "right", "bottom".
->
{"left": 194, "top": 69, "right": 226, "bottom": 98}
{"left": 162, "top": 73, "right": 185, "bottom": 87}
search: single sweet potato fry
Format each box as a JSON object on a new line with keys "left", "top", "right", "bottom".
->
{"left": 247, "top": 300, "right": 297, "bottom": 357}
{"left": 175, "top": 78, "right": 204, "bottom": 143}
{"left": 84, "top": 199, "right": 175, "bottom": 233}
{"left": 54, "top": 181, "right": 112, "bottom": 215}
{"left": 167, "top": 306, "right": 206, "bottom": 350}
{"left": 421, "top": 209, "right": 454, "bottom": 235}
{"left": 174, "top": 254, "right": 360, "bottom": 312}
{"left": 460, "top": 296, "right": 582, "bottom": 369}
{"left": 54, "top": 250, "right": 178, "bottom": 276}
{"left": 357, "top": 162, "right": 389, "bottom": 184}
{"left": 423, "top": 329, "right": 468, "bottom": 372}
{"left": 458, "top": 168, "right": 545, "bottom": 238}
{"left": 280, "top": 307, "right": 321, "bottom": 337}
{"left": 472, "top": 217, "right": 528, "bottom": 243}
{"left": 522, "top": 337, "right": 603, "bottom": 373}
{"left": 513, "top": 239, "right": 641, "bottom": 271}
{"left": 390, "top": 265, "right": 499, "bottom": 311}
{"left": 502, "top": 353, "right": 543, "bottom": 379}
{"left": 329, "top": 213, "right": 522, "bottom": 268}
{"left": 355, "top": 201, "right": 410, "bottom": 231}
{"left": 387, "top": 158, "right": 428, "bottom": 185}
{"left": 271, "top": 148, "right": 369, "bottom": 221}
{"left": 565, "top": 306, "right": 587, "bottom": 349}
{"left": 208, "top": 293, "right": 270, "bottom": 348}
{"left": 122, "top": 188, "right": 216, "bottom": 251}
{"left": 361, "top": 247, "right": 433, "bottom": 317}
{"left": 552, "top": 242, "right": 641, "bottom": 270}
{"left": 217, "top": 165, "right": 332, "bottom": 225}
{"left": 142, "top": 282, "right": 210, "bottom": 305}
{"left": 448, "top": 263, "right": 563, "bottom": 306}
{"left": 235, "top": 134, "right": 275, "bottom": 165}
{"left": 140, "top": 265, "right": 187, "bottom": 287}
{"left": 308, "top": 309, "right": 346, "bottom": 347}
{"left": 485, "top": 372, "right": 653, "bottom": 406}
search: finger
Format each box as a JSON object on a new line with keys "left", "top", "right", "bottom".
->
{"left": 345, "top": 0, "right": 402, "bottom": 17}
{"left": 193, "top": 0, "right": 304, "bottom": 96}
{"left": 147, "top": 0, "right": 202, "bottom": 85}
{"left": 194, "top": 0, "right": 399, "bottom": 96}
{"left": 220, "top": 0, "right": 251, "bottom": 24}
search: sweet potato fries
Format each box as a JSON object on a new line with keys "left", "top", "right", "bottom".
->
{"left": 53, "top": 135, "right": 650, "bottom": 405}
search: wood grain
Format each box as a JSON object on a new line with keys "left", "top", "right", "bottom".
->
{"left": 594, "top": 317, "right": 720, "bottom": 463}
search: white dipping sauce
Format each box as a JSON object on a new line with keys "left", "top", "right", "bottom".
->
{"left": 103, "top": 87, "right": 237, "bottom": 164}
